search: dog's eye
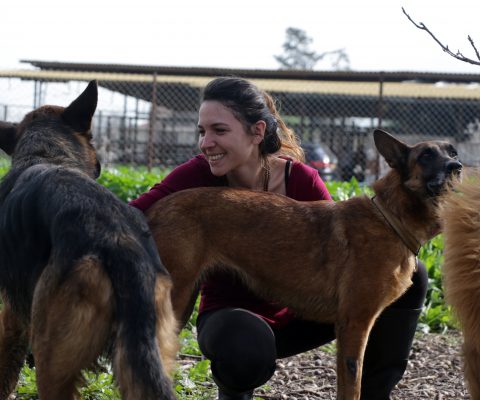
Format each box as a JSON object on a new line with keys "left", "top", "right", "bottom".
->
{"left": 448, "top": 147, "right": 458, "bottom": 158}
{"left": 419, "top": 149, "right": 434, "bottom": 162}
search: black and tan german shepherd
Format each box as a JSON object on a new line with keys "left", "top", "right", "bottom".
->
{"left": 0, "top": 81, "right": 178, "bottom": 400}
{"left": 145, "top": 130, "right": 462, "bottom": 400}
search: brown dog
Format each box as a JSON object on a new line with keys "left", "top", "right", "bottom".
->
{"left": 0, "top": 81, "right": 178, "bottom": 400}
{"left": 441, "top": 169, "right": 480, "bottom": 399}
{"left": 145, "top": 129, "right": 462, "bottom": 399}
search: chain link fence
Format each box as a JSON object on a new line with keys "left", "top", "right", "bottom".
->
{"left": 1, "top": 71, "right": 480, "bottom": 183}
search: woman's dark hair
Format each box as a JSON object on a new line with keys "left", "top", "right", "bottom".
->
{"left": 201, "top": 77, "right": 304, "bottom": 161}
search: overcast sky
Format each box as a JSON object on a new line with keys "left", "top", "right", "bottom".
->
{"left": 2, "top": 0, "right": 480, "bottom": 74}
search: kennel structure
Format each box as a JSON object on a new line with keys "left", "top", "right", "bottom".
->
{"left": 1, "top": 60, "right": 480, "bottom": 180}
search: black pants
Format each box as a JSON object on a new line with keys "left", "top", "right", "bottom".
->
{"left": 197, "top": 261, "right": 428, "bottom": 394}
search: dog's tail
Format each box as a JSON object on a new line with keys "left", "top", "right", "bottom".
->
{"left": 442, "top": 170, "right": 480, "bottom": 398}
{"left": 102, "top": 240, "right": 178, "bottom": 400}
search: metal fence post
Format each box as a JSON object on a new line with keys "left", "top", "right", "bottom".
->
{"left": 148, "top": 73, "right": 157, "bottom": 171}
{"left": 375, "top": 74, "right": 385, "bottom": 180}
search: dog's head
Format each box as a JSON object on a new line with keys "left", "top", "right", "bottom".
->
{"left": 374, "top": 129, "right": 462, "bottom": 198}
{"left": 0, "top": 80, "right": 101, "bottom": 179}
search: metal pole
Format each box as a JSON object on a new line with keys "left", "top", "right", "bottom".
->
{"left": 375, "top": 74, "right": 384, "bottom": 180}
{"left": 133, "top": 98, "right": 139, "bottom": 164}
{"left": 33, "top": 80, "right": 39, "bottom": 109}
{"left": 148, "top": 73, "right": 157, "bottom": 171}
{"left": 377, "top": 74, "right": 384, "bottom": 130}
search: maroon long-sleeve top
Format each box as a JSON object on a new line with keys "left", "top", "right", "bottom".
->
{"left": 130, "top": 154, "right": 332, "bottom": 327}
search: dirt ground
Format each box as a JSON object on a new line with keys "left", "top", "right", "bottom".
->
{"left": 254, "top": 331, "right": 469, "bottom": 400}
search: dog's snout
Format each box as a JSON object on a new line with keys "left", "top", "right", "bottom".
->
{"left": 427, "top": 159, "right": 462, "bottom": 196}
{"left": 447, "top": 160, "right": 462, "bottom": 175}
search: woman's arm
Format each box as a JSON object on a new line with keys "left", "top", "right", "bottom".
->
{"left": 287, "top": 161, "right": 333, "bottom": 202}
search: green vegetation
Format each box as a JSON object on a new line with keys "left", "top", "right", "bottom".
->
{"left": 0, "top": 163, "right": 456, "bottom": 398}
{"left": 0, "top": 158, "right": 10, "bottom": 175}
{"left": 96, "top": 165, "right": 169, "bottom": 202}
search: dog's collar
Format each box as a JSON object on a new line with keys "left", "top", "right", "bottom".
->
{"left": 371, "top": 196, "right": 422, "bottom": 257}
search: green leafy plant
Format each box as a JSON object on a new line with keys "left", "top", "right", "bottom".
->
{"left": 174, "top": 359, "right": 216, "bottom": 399}
{"left": 0, "top": 160, "right": 167, "bottom": 203}
{"left": 15, "top": 365, "right": 38, "bottom": 399}
{"left": 326, "top": 177, "right": 374, "bottom": 201}
{"left": 419, "top": 235, "right": 456, "bottom": 332}
{"left": 97, "top": 165, "right": 168, "bottom": 202}
{"left": 0, "top": 158, "right": 10, "bottom": 176}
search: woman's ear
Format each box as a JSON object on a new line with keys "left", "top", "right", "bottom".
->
{"left": 252, "top": 120, "right": 266, "bottom": 145}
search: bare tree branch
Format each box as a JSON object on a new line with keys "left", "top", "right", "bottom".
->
{"left": 402, "top": 7, "right": 480, "bottom": 66}
{"left": 468, "top": 35, "right": 480, "bottom": 61}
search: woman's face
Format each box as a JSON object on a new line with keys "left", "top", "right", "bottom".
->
{"left": 197, "top": 100, "right": 264, "bottom": 176}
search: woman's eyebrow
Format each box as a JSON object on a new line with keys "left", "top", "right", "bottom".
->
{"left": 198, "top": 122, "right": 229, "bottom": 128}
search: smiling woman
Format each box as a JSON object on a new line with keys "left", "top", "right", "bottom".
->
{"left": 195, "top": 77, "right": 305, "bottom": 193}
{"left": 129, "top": 77, "right": 333, "bottom": 399}
{"left": 197, "top": 100, "right": 265, "bottom": 182}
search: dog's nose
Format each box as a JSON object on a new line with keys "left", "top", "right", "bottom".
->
{"left": 446, "top": 160, "right": 462, "bottom": 175}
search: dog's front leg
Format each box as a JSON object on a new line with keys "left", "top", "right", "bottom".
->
{"left": 0, "top": 300, "right": 29, "bottom": 400}
{"left": 335, "top": 317, "right": 376, "bottom": 400}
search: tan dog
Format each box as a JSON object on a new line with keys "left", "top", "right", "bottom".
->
{"left": 441, "top": 169, "right": 480, "bottom": 399}
{"left": 146, "top": 129, "right": 461, "bottom": 400}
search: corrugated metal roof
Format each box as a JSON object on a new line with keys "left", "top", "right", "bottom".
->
{"left": 2, "top": 68, "right": 480, "bottom": 100}
{"left": 0, "top": 69, "right": 187, "bottom": 83}
{"left": 19, "top": 59, "right": 480, "bottom": 83}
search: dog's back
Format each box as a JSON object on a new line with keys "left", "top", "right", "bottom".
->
{"left": 0, "top": 81, "right": 177, "bottom": 400}
{"left": 442, "top": 170, "right": 480, "bottom": 399}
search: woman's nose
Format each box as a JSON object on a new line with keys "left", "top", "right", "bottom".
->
{"left": 199, "top": 132, "right": 215, "bottom": 149}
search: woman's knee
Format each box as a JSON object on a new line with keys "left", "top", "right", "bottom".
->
{"left": 197, "top": 308, "right": 277, "bottom": 391}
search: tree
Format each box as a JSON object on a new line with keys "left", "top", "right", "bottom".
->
{"left": 403, "top": 8, "right": 480, "bottom": 66}
{"left": 274, "top": 27, "right": 350, "bottom": 70}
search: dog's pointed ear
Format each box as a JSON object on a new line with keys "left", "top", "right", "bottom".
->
{"left": 62, "top": 80, "right": 98, "bottom": 132}
{"left": 0, "top": 122, "right": 18, "bottom": 155}
{"left": 374, "top": 129, "right": 410, "bottom": 170}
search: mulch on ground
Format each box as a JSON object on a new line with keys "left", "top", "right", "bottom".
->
{"left": 254, "top": 331, "right": 469, "bottom": 400}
